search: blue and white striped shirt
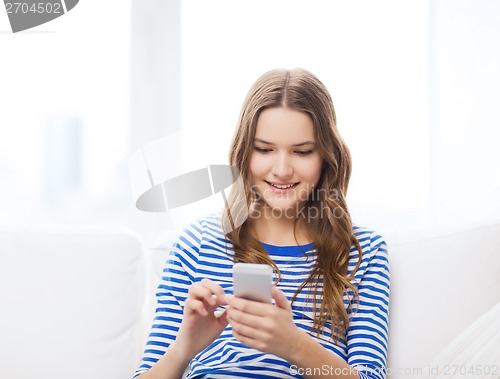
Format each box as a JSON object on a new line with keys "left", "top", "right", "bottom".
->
{"left": 134, "top": 215, "right": 390, "bottom": 379}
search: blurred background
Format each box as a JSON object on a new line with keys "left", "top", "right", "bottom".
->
{"left": 1, "top": 0, "right": 499, "bottom": 247}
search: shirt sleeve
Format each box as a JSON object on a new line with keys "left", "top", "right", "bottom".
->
{"left": 347, "top": 233, "right": 390, "bottom": 379}
{"left": 133, "top": 221, "right": 203, "bottom": 378}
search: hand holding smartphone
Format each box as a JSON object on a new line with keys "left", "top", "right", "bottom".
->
{"left": 233, "top": 263, "right": 273, "bottom": 303}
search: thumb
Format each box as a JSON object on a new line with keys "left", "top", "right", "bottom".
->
{"left": 216, "top": 308, "right": 229, "bottom": 325}
{"left": 272, "top": 286, "right": 291, "bottom": 311}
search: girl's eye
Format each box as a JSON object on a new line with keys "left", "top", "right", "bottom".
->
{"left": 254, "top": 147, "right": 314, "bottom": 156}
{"left": 255, "top": 147, "right": 272, "bottom": 153}
{"left": 294, "top": 150, "right": 313, "bottom": 156}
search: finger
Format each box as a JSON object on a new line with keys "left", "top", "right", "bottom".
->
{"left": 227, "top": 307, "right": 263, "bottom": 329}
{"left": 185, "top": 298, "right": 208, "bottom": 316}
{"left": 228, "top": 296, "right": 270, "bottom": 316}
{"left": 214, "top": 308, "right": 228, "bottom": 325}
{"left": 200, "top": 278, "right": 227, "bottom": 304}
{"left": 189, "top": 284, "right": 216, "bottom": 306}
{"left": 201, "top": 295, "right": 218, "bottom": 312}
{"left": 272, "top": 286, "right": 291, "bottom": 311}
{"left": 232, "top": 329, "right": 267, "bottom": 352}
{"left": 230, "top": 316, "right": 268, "bottom": 341}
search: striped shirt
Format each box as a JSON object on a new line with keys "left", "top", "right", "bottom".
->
{"left": 134, "top": 215, "right": 390, "bottom": 379}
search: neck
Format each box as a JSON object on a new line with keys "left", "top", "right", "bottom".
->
{"left": 249, "top": 206, "right": 312, "bottom": 246}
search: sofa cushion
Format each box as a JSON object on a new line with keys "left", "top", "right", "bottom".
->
{"left": 0, "top": 225, "right": 146, "bottom": 379}
{"left": 385, "top": 221, "right": 500, "bottom": 378}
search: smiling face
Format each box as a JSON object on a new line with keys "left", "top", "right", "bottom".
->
{"left": 249, "top": 107, "right": 323, "bottom": 217}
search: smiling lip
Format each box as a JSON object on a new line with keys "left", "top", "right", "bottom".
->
{"left": 265, "top": 181, "right": 299, "bottom": 191}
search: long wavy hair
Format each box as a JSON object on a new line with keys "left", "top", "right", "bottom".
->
{"left": 222, "top": 68, "right": 362, "bottom": 342}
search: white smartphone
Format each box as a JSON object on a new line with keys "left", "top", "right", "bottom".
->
{"left": 233, "top": 263, "right": 273, "bottom": 303}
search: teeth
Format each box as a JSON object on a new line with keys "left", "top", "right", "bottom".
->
{"left": 270, "top": 183, "right": 295, "bottom": 189}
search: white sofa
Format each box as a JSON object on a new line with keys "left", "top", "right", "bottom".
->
{"left": 1, "top": 221, "right": 499, "bottom": 379}
{"left": 0, "top": 225, "right": 146, "bottom": 379}
{"left": 384, "top": 221, "right": 500, "bottom": 378}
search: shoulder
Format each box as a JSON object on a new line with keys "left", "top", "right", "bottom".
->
{"left": 173, "top": 213, "right": 230, "bottom": 253}
{"left": 166, "top": 214, "right": 228, "bottom": 278}
{"left": 349, "top": 225, "right": 389, "bottom": 277}
{"left": 192, "top": 213, "right": 228, "bottom": 242}
{"left": 175, "top": 213, "right": 223, "bottom": 239}
{"left": 353, "top": 225, "right": 387, "bottom": 251}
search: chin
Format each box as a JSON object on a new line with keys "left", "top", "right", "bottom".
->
{"left": 261, "top": 201, "right": 301, "bottom": 216}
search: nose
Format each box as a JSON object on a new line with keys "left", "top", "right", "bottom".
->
{"left": 271, "top": 152, "right": 293, "bottom": 178}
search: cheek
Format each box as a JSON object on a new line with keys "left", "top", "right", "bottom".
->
{"left": 312, "top": 158, "right": 323, "bottom": 182}
{"left": 248, "top": 154, "right": 267, "bottom": 179}
{"left": 298, "top": 157, "right": 323, "bottom": 183}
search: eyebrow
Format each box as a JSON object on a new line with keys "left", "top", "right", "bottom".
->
{"left": 254, "top": 138, "right": 317, "bottom": 147}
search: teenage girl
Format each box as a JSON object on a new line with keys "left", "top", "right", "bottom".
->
{"left": 134, "top": 68, "right": 390, "bottom": 379}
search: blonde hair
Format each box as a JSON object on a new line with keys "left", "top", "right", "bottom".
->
{"left": 223, "top": 68, "right": 362, "bottom": 341}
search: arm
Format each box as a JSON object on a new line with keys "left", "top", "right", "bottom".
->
{"left": 226, "top": 234, "right": 390, "bottom": 379}
{"left": 136, "top": 279, "right": 228, "bottom": 379}
{"left": 134, "top": 342, "right": 192, "bottom": 379}
{"left": 134, "top": 221, "right": 228, "bottom": 379}
{"left": 134, "top": 245, "right": 193, "bottom": 379}
{"left": 289, "top": 236, "right": 390, "bottom": 379}
{"left": 226, "top": 287, "right": 360, "bottom": 379}
{"left": 288, "top": 330, "right": 361, "bottom": 378}
{"left": 346, "top": 236, "right": 390, "bottom": 379}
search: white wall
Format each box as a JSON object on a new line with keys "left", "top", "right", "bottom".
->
{"left": 0, "top": 1, "right": 131, "bottom": 229}
{"left": 2, "top": 0, "right": 499, "bottom": 247}
{"left": 176, "top": 0, "right": 500, "bottom": 235}
{"left": 179, "top": 0, "right": 431, "bottom": 232}
{"left": 432, "top": 0, "right": 500, "bottom": 226}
